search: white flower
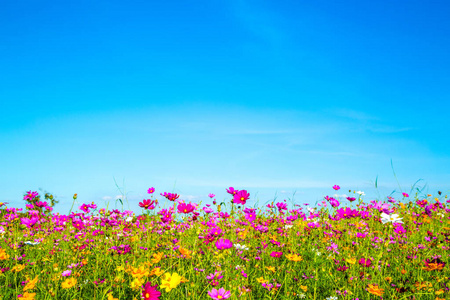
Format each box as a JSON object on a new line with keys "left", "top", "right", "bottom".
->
{"left": 380, "top": 212, "right": 403, "bottom": 224}
{"left": 284, "top": 225, "right": 293, "bottom": 230}
{"left": 125, "top": 216, "right": 133, "bottom": 222}
{"left": 298, "top": 293, "right": 306, "bottom": 298}
{"left": 326, "top": 297, "right": 338, "bottom": 300}
{"left": 24, "top": 241, "right": 40, "bottom": 246}
{"left": 234, "top": 243, "right": 249, "bottom": 251}
{"left": 307, "top": 207, "right": 316, "bottom": 214}
{"left": 316, "top": 251, "right": 322, "bottom": 256}
{"left": 356, "top": 191, "right": 365, "bottom": 196}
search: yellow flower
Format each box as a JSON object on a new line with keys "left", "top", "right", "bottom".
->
{"left": 107, "top": 293, "right": 119, "bottom": 300}
{"left": 20, "top": 292, "right": 36, "bottom": 300}
{"left": 286, "top": 254, "right": 303, "bottom": 262}
{"left": 384, "top": 277, "right": 392, "bottom": 283}
{"left": 160, "top": 272, "right": 182, "bottom": 292}
{"left": 130, "top": 265, "right": 149, "bottom": 278}
{"left": 346, "top": 258, "right": 356, "bottom": 265}
{"left": 130, "top": 277, "right": 145, "bottom": 290}
{"left": 367, "top": 284, "right": 384, "bottom": 296}
{"left": 23, "top": 276, "right": 39, "bottom": 291}
{"left": 256, "top": 277, "right": 268, "bottom": 284}
{"left": 151, "top": 252, "right": 164, "bottom": 264}
{"left": 11, "top": 264, "right": 25, "bottom": 272}
{"left": 0, "top": 248, "right": 10, "bottom": 260}
{"left": 265, "top": 266, "right": 276, "bottom": 273}
{"left": 150, "top": 267, "right": 165, "bottom": 276}
{"left": 61, "top": 277, "right": 77, "bottom": 289}
{"left": 299, "top": 285, "right": 307, "bottom": 292}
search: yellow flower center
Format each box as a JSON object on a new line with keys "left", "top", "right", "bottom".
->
{"left": 145, "top": 293, "right": 149, "bottom": 298}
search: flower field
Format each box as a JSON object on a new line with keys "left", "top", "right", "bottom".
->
{"left": 0, "top": 186, "right": 449, "bottom": 299}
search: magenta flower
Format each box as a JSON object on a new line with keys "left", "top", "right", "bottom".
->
{"left": 270, "top": 251, "right": 283, "bottom": 258}
{"left": 147, "top": 187, "right": 155, "bottom": 194}
{"left": 177, "top": 203, "right": 195, "bottom": 214}
{"left": 23, "top": 191, "right": 39, "bottom": 202}
{"left": 226, "top": 187, "right": 238, "bottom": 195}
{"left": 329, "top": 198, "right": 340, "bottom": 208}
{"left": 61, "top": 270, "right": 72, "bottom": 277}
{"left": 346, "top": 197, "right": 356, "bottom": 202}
{"left": 215, "top": 238, "right": 233, "bottom": 250}
{"left": 208, "top": 287, "right": 231, "bottom": 300}
{"left": 141, "top": 282, "right": 161, "bottom": 300}
{"left": 160, "top": 192, "right": 180, "bottom": 201}
{"left": 233, "top": 190, "right": 250, "bottom": 205}
{"left": 208, "top": 193, "right": 215, "bottom": 198}
{"left": 333, "top": 185, "right": 340, "bottom": 190}
{"left": 139, "top": 199, "right": 156, "bottom": 210}
{"left": 358, "top": 258, "right": 372, "bottom": 267}
{"left": 402, "top": 193, "right": 409, "bottom": 197}
{"left": 79, "top": 203, "right": 90, "bottom": 213}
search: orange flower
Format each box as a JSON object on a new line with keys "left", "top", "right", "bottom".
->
{"left": 367, "top": 284, "right": 384, "bottom": 296}
{"left": 179, "top": 247, "right": 192, "bottom": 258}
{"left": 20, "top": 292, "right": 36, "bottom": 300}
{"left": 0, "top": 248, "right": 10, "bottom": 260}
{"left": 151, "top": 252, "right": 163, "bottom": 264}
{"left": 23, "top": 276, "right": 39, "bottom": 291}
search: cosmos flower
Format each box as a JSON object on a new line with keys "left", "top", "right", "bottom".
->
{"left": 333, "top": 185, "right": 340, "bottom": 190}
{"left": 160, "top": 272, "right": 182, "bottom": 292}
{"left": 215, "top": 238, "right": 233, "bottom": 250}
{"left": 141, "top": 282, "right": 161, "bottom": 300}
{"left": 61, "top": 278, "right": 77, "bottom": 289}
{"left": 208, "top": 287, "right": 231, "bottom": 300}
{"left": 147, "top": 187, "right": 155, "bottom": 194}
{"left": 380, "top": 212, "right": 403, "bottom": 224}
{"left": 233, "top": 190, "right": 250, "bottom": 205}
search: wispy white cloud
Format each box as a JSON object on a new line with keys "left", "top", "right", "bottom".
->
{"left": 102, "top": 196, "right": 112, "bottom": 200}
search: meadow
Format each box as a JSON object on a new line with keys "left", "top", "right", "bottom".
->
{"left": 0, "top": 185, "right": 449, "bottom": 300}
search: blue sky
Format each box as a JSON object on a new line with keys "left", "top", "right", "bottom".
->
{"left": 1, "top": 0, "right": 449, "bottom": 214}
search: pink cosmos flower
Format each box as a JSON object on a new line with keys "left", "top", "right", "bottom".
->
{"left": 208, "top": 193, "right": 215, "bottom": 198}
{"left": 402, "top": 193, "right": 409, "bottom": 197}
{"left": 139, "top": 199, "right": 156, "bottom": 210}
{"left": 329, "top": 198, "right": 340, "bottom": 208}
{"left": 346, "top": 197, "right": 356, "bottom": 202}
{"left": 358, "top": 258, "right": 372, "bottom": 267}
{"left": 177, "top": 203, "right": 195, "bottom": 214}
{"left": 208, "top": 287, "right": 231, "bottom": 300}
{"left": 215, "top": 238, "right": 233, "bottom": 250}
{"left": 226, "top": 187, "right": 238, "bottom": 195}
{"left": 233, "top": 190, "right": 250, "bottom": 205}
{"left": 160, "top": 192, "right": 180, "bottom": 201}
{"left": 141, "top": 282, "right": 161, "bottom": 300}
{"left": 61, "top": 270, "right": 71, "bottom": 277}
{"left": 23, "top": 191, "right": 39, "bottom": 202}
{"left": 333, "top": 185, "right": 340, "bottom": 190}
{"left": 147, "top": 187, "right": 155, "bottom": 194}
{"left": 270, "top": 251, "right": 283, "bottom": 258}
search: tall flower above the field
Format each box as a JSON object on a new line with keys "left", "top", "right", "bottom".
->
{"left": 226, "top": 187, "right": 238, "bottom": 196}
{"left": 79, "top": 203, "right": 90, "bottom": 213}
{"left": 402, "top": 193, "right": 409, "bottom": 198}
{"left": 160, "top": 192, "right": 180, "bottom": 201}
{"left": 333, "top": 185, "right": 340, "bottom": 190}
{"left": 209, "top": 193, "right": 215, "bottom": 198}
{"left": 380, "top": 212, "right": 403, "bottom": 224}
{"left": 139, "top": 199, "right": 156, "bottom": 210}
{"left": 329, "top": 198, "right": 340, "bottom": 208}
{"left": 177, "top": 203, "right": 195, "bottom": 214}
{"left": 160, "top": 272, "right": 182, "bottom": 292}
{"left": 215, "top": 238, "right": 233, "bottom": 250}
{"left": 24, "top": 191, "right": 39, "bottom": 202}
{"left": 147, "top": 187, "right": 155, "bottom": 194}
{"left": 233, "top": 190, "right": 250, "bottom": 205}
{"left": 208, "top": 287, "right": 231, "bottom": 300}
{"left": 142, "top": 282, "right": 161, "bottom": 300}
